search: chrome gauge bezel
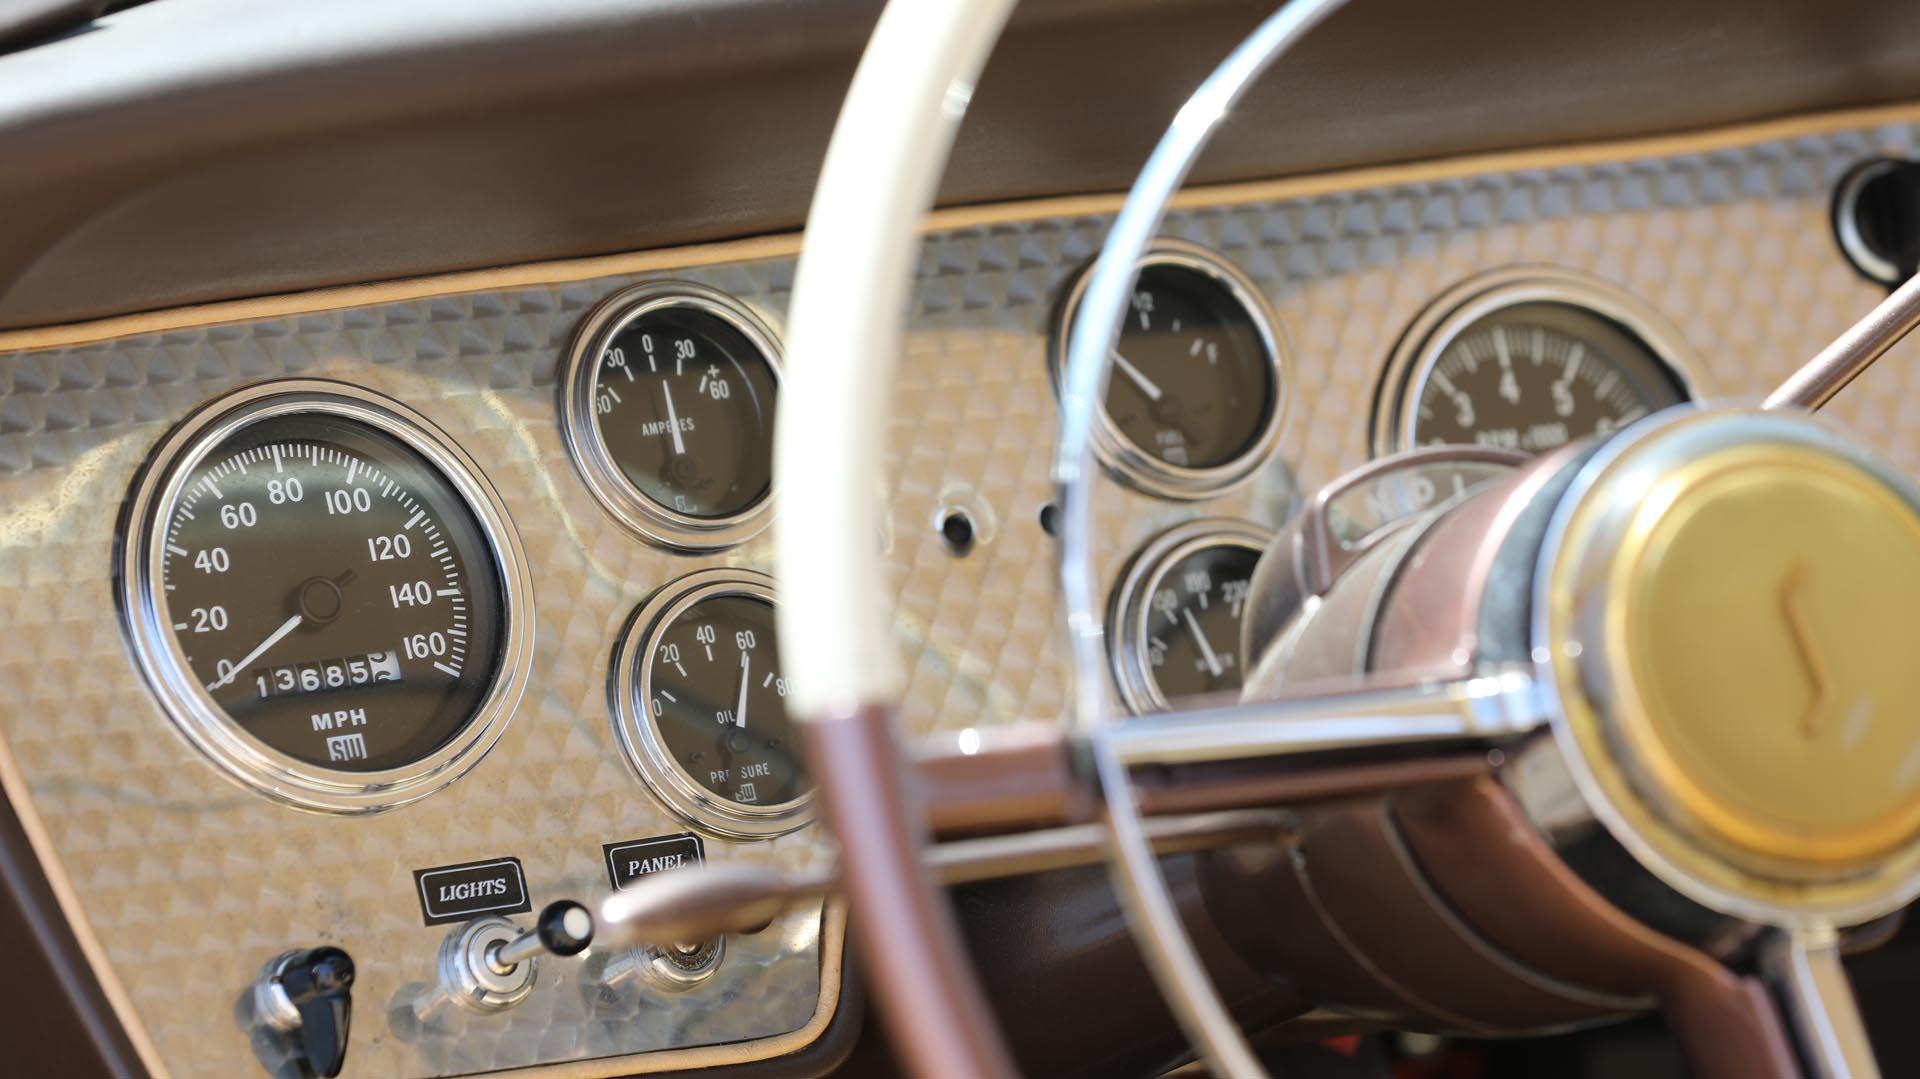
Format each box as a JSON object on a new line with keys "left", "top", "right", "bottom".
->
{"left": 561, "top": 282, "right": 786, "bottom": 551}
{"left": 117, "top": 380, "right": 536, "bottom": 815}
{"left": 1372, "top": 265, "right": 1704, "bottom": 458}
{"left": 611, "top": 568, "right": 812, "bottom": 839}
{"left": 1108, "top": 517, "right": 1271, "bottom": 715}
{"left": 1051, "top": 239, "right": 1292, "bottom": 501}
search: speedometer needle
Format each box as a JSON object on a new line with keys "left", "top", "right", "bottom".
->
{"left": 734, "top": 651, "right": 750, "bottom": 729}
{"left": 1181, "top": 608, "right": 1225, "bottom": 678}
{"left": 206, "top": 612, "right": 303, "bottom": 690}
{"left": 661, "top": 381, "right": 688, "bottom": 456}
{"left": 1110, "top": 349, "right": 1165, "bottom": 402}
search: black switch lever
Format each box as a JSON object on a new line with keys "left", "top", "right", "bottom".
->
{"left": 255, "top": 947, "right": 355, "bottom": 1078}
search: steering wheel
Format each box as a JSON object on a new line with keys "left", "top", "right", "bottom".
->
{"left": 772, "top": 1, "right": 1920, "bottom": 1076}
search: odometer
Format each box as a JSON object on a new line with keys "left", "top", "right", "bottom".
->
{"left": 121, "top": 382, "right": 533, "bottom": 813}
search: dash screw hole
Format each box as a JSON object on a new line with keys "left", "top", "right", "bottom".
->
{"left": 938, "top": 508, "right": 977, "bottom": 557}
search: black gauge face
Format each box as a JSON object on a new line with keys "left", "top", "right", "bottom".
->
{"left": 590, "top": 303, "right": 779, "bottom": 520}
{"left": 642, "top": 593, "right": 808, "bottom": 808}
{"left": 1136, "top": 542, "right": 1262, "bottom": 704}
{"left": 1102, "top": 262, "right": 1277, "bottom": 470}
{"left": 155, "top": 413, "right": 506, "bottom": 772}
{"left": 1407, "top": 301, "right": 1687, "bottom": 453}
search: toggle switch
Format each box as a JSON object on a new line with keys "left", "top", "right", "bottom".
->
{"left": 413, "top": 899, "right": 593, "bottom": 1019}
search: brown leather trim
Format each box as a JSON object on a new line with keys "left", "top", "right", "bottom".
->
{"left": 1293, "top": 798, "right": 1636, "bottom": 1032}
{"left": 805, "top": 705, "right": 1015, "bottom": 1078}
{"left": 9, "top": 98, "right": 1920, "bottom": 353}
{"left": 1395, "top": 776, "right": 1799, "bottom": 1079}
{"left": 917, "top": 723, "right": 1093, "bottom": 836}
{"left": 0, "top": 780, "right": 143, "bottom": 1076}
{"left": 913, "top": 719, "right": 1490, "bottom": 837}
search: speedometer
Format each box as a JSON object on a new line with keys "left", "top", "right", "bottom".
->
{"left": 1374, "top": 268, "right": 1698, "bottom": 456}
{"left": 119, "top": 381, "right": 533, "bottom": 813}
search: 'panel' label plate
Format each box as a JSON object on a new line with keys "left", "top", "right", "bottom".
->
{"left": 602, "top": 834, "right": 705, "bottom": 891}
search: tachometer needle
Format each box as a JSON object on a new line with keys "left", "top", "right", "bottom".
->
{"left": 734, "top": 651, "right": 751, "bottom": 729}
{"left": 1110, "top": 349, "right": 1165, "bottom": 402}
{"left": 660, "top": 381, "right": 688, "bottom": 456}
{"left": 206, "top": 612, "right": 303, "bottom": 690}
{"left": 1181, "top": 607, "right": 1225, "bottom": 678}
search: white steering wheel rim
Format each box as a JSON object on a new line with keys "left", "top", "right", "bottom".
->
{"left": 776, "top": 0, "right": 1352, "bottom": 1074}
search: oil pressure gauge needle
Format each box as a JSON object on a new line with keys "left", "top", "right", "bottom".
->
{"left": 1181, "top": 607, "right": 1225, "bottom": 678}
{"left": 734, "top": 650, "right": 751, "bottom": 729}
{"left": 1110, "top": 349, "right": 1165, "bottom": 402}
{"left": 206, "top": 612, "right": 303, "bottom": 691}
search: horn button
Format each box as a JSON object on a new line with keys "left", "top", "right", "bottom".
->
{"left": 1544, "top": 413, "right": 1920, "bottom": 919}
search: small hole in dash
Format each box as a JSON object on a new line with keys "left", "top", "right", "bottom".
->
{"left": 938, "top": 508, "right": 976, "bottom": 557}
{"left": 1038, "top": 501, "right": 1061, "bottom": 537}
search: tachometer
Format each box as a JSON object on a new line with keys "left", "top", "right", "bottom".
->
{"left": 1374, "top": 268, "right": 1697, "bottom": 456}
{"left": 119, "top": 381, "right": 533, "bottom": 813}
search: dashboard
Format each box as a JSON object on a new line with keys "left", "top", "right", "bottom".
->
{"left": 1, "top": 98, "right": 1918, "bottom": 1077}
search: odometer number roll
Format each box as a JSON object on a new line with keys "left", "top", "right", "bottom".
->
{"left": 119, "top": 381, "right": 534, "bottom": 813}
{"left": 611, "top": 569, "right": 811, "bottom": 839}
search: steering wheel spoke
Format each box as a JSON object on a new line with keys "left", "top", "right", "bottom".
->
{"left": 1104, "top": 673, "right": 1543, "bottom": 769}
{"left": 1761, "top": 927, "right": 1883, "bottom": 1079}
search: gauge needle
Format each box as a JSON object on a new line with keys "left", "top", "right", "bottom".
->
{"left": 1181, "top": 607, "right": 1225, "bottom": 678}
{"left": 206, "top": 612, "right": 303, "bottom": 690}
{"left": 660, "top": 381, "right": 687, "bottom": 456}
{"left": 1110, "top": 349, "right": 1165, "bottom": 402}
{"left": 734, "top": 651, "right": 751, "bottom": 728}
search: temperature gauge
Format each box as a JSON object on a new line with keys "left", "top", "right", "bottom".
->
{"left": 611, "top": 569, "right": 810, "bottom": 838}
{"left": 1109, "top": 519, "right": 1269, "bottom": 714}
{"left": 563, "top": 283, "right": 782, "bottom": 550}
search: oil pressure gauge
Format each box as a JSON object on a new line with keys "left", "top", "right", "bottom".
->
{"left": 611, "top": 569, "right": 811, "bottom": 838}
{"left": 563, "top": 283, "right": 783, "bottom": 550}
{"left": 1109, "top": 519, "right": 1269, "bottom": 714}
